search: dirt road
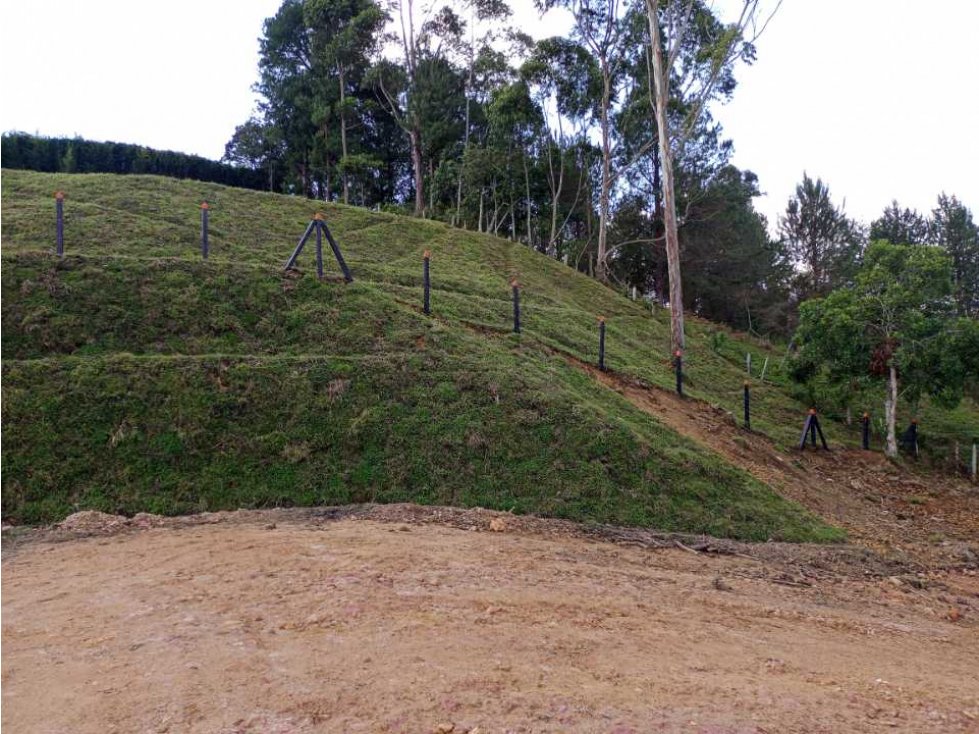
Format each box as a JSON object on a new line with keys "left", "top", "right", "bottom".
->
{"left": 3, "top": 508, "right": 978, "bottom": 733}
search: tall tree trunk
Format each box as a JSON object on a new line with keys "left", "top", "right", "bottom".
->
{"left": 651, "top": 139, "right": 668, "bottom": 304}
{"left": 409, "top": 127, "right": 425, "bottom": 216}
{"left": 455, "top": 66, "right": 473, "bottom": 227}
{"left": 300, "top": 154, "right": 310, "bottom": 198}
{"left": 523, "top": 154, "right": 533, "bottom": 247}
{"left": 492, "top": 181, "right": 499, "bottom": 234}
{"left": 597, "top": 68, "right": 612, "bottom": 282}
{"left": 510, "top": 190, "right": 517, "bottom": 242}
{"left": 339, "top": 69, "right": 349, "bottom": 205}
{"left": 547, "top": 115, "right": 566, "bottom": 256}
{"left": 885, "top": 364, "right": 899, "bottom": 458}
{"left": 647, "top": 2, "right": 685, "bottom": 353}
{"left": 548, "top": 149, "right": 564, "bottom": 256}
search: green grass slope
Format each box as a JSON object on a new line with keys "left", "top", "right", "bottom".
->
{"left": 1, "top": 170, "right": 969, "bottom": 537}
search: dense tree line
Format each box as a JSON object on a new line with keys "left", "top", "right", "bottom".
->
{"left": 228, "top": 0, "right": 977, "bottom": 339}
{"left": 1, "top": 132, "right": 267, "bottom": 190}
{"left": 779, "top": 176, "right": 979, "bottom": 318}
{"left": 226, "top": 0, "right": 794, "bottom": 334}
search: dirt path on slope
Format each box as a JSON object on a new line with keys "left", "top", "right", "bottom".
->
{"left": 577, "top": 362, "right": 979, "bottom": 569}
{"left": 4, "top": 512, "right": 979, "bottom": 734}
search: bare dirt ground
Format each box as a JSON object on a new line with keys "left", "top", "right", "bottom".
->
{"left": 3, "top": 505, "right": 979, "bottom": 734}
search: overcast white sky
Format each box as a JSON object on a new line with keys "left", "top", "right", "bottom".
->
{"left": 2, "top": 0, "right": 977, "bottom": 228}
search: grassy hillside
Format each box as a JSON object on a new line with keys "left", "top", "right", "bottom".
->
{"left": 2, "top": 170, "right": 972, "bottom": 536}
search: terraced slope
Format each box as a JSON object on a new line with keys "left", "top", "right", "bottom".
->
{"left": 1, "top": 170, "right": 971, "bottom": 538}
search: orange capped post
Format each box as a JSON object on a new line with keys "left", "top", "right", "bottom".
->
{"left": 55, "top": 191, "right": 65, "bottom": 256}
{"left": 674, "top": 349, "right": 683, "bottom": 396}
{"left": 511, "top": 278, "right": 521, "bottom": 334}
{"left": 597, "top": 316, "right": 607, "bottom": 371}
{"left": 200, "top": 202, "right": 210, "bottom": 259}
{"left": 423, "top": 250, "right": 431, "bottom": 315}
{"left": 743, "top": 380, "right": 751, "bottom": 430}
{"left": 907, "top": 418, "right": 920, "bottom": 458}
{"left": 861, "top": 411, "right": 871, "bottom": 449}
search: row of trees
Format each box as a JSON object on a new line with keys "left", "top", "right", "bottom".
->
{"left": 225, "top": 0, "right": 782, "bottom": 347}
{"left": 227, "top": 0, "right": 977, "bottom": 345}
{"left": 1, "top": 133, "right": 267, "bottom": 190}
{"left": 779, "top": 176, "right": 979, "bottom": 318}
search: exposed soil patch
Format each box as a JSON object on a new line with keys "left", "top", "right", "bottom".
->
{"left": 4, "top": 512, "right": 979, "bottom": 733}
{"left": 576, "top": 360, "right": 979, "bottom": 570}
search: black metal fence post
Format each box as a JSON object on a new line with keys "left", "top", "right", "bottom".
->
{"left": 861, "top": 412, "right": 870, "bottom": 450}
{"left": 799, "top": 409, "right": 829, "bottom": 450}
{"left": 799, "top": 411, "right": 813, "bottom": 449}
{"left": 598, "top": 316, "right": 606, "bottom": 370}
{"left": 314, "top": 213, "right": 325, "bottom": 279}
{"left": 816, "top": 413, "right": 828, "bottom": 449}
{"left": 284, "top": 220, "right": 316, "bottom": 271}
{"left": 674, "top": 350, "right": 683, "bottom": 396}
{"left": 55, "top": 191, "right": 65, "bottom": 257}
{"left": 743, "top": 381, "right": 751, "bottom": 430}
{"left": 200, "top": 202, "right": 209, "bottom": 259}
{"left": 321, "top": 220, "right": 353, "bottom": 283}
{"left": 512, "top": 279, "right": 521, "bottom": 333}
{"left": 423, "top": 250, "right": 431, "bottom": 315}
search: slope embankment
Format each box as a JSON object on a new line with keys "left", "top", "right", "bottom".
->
{"left": 2, "top": 169, "right": 976, "bottom": 547}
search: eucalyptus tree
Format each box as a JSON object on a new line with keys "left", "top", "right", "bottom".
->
{"left": 450, "top": 1, "right": 515, "bottom": 226}
{"left": 521, "top": 36, "right": 599, "bottom": 254}
{"left": 613, "top": 33, "right": 737, "bottom": 304}
{"left": 486, "top": 79, "right": 546, "bottom": 243}
{"left": 223, "top": 116, "right": 286, "bottom": 191}
{"left": 371, "top": 0, "right": 504, "bottom": 216}
{"left": 453, "top": 44, "right": 516, "bottom": 231}
{"left": 536, "top": 0, "right": 635, "bottom": 283}
{"left": 644, "top": 0, "right": 776, "bottom": 352}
